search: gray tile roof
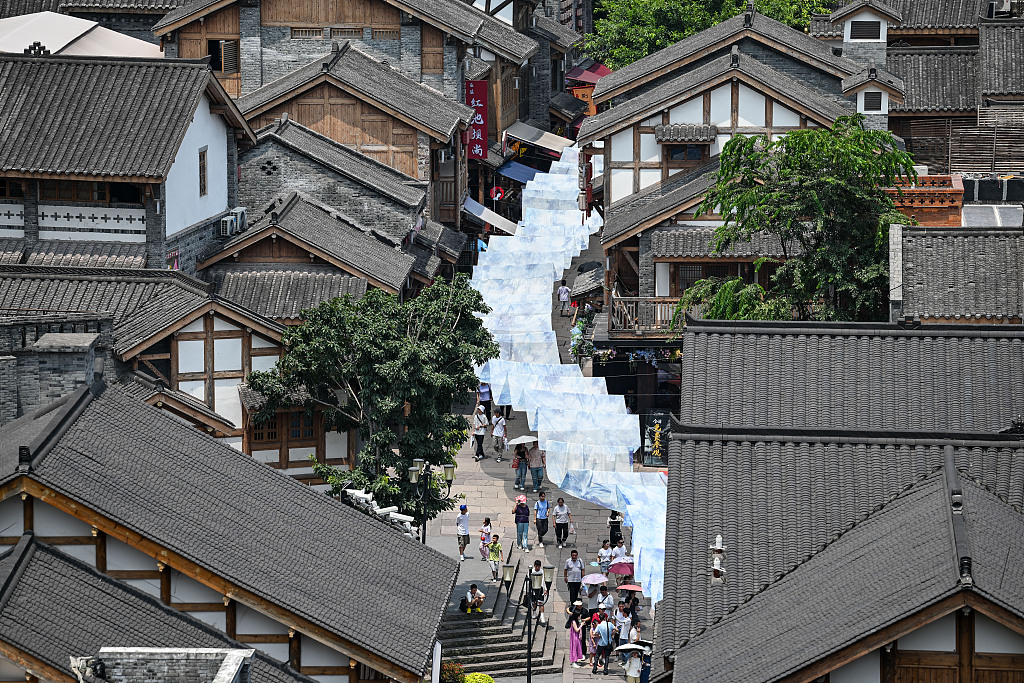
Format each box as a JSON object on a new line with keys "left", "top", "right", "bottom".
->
{"left": 61, "top": 0, "right": 183, "bottom": 9}
{"left": 418, "top": 219, "right": 468, "bottom": 259}
{"left": 579, "top": 50, "right": 852, "bottom": 143}
{"left": 979, "top": 23, "right": 1024, "bottom": 96}
{"left": 570, "top": 266, "right": 604, "bottom": 296}
{"left": 26, "top": 240, "right": 148, "bottom": 269}
{"left": 653, "top": 124, "right": 718, "bottom": 143}
{"left": 663, "top": 426, "right": 1024, "bottom": 672}
{"left": 962, "top": 476, "right": 1024, "bottom": 612}
{"left": 0, "top": 54, "right": 211, "bottom": 179}
{"left": 829, "top": 0, "right": 903, "bottom": 22}
{"left": 0, "top": 238, "right": 25, "bottom": 264}
{"left": 531, "top": 15, "right": 582, "bottom": 50}
{"left": 0, "top": 536, "right": 317, "bottom": 683}
{"left": 602, "top": 162, "right": 719, "bottom": 244}
{"left": 152, "top": 0, "right": 221, "bottom": 30}
{"left": 840, "top": 66, "right": 905, "bottom": 95}
{"left": 0, "top": 383, "right": 459, "bottom": 676}
{"left": 256, "top": 118, "right": 427, "bottom": 210}
{"left": 218, "top": 192, "right": 414, "bottom": 292}
{"left": 679, "top": 320, "right": 1024, "bottom": 432}
{"left": 406, "top": 242, "right": 442, "bottom": 279}
{"left": 206, "top": 265, "right": 368, "bottom": 321}
{"left": 899, "top": 226, "right": 1024, "bottom": 321}
{"left": 886, "top": 47, "right": 980, "bottom": 111}
{"left": 397, "top": 0, "right": 538, "bottom": 62}
{"left": 119, "top": 371, "right": 236, "bottom": 428}
{"left": 592, "top": 10, "right": 860, "bottom": 100}
{"left": 668, "top": 471, "right": 960, "bottom": 682}
{"left": 463, "top": 55, "right": 491, "bottom": 81}
{"left": 649, "top": 225, "right": 794, "bottom": 258}
{"left": 813, "top": 0, "right": 985, "bottom": 33}
{"left": 237, "top": 42, "right": 473, "bottom": 141}
{"left": 0, "top": 0, "right": 58, "bottom": 17}
{"left": 549, "top": 91, "right": 588, "bottom": 121}
{"left": 0, "top": 265, "right": 284, "bottom": 356}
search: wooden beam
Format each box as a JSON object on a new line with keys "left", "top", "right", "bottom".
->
{"left": 622, "top": 249, "right": 640, "bottom": 275}
{"left": 957, "top": 608, "right": 973, "bottom": 683}
{"left": 289, "top": 629, "right": 302, "bottom": 670}
{"left": 22, "top": 494, "right": 32, "bottom": 532}
{"left": 0, "top": 639, "right": 75, "bottom": 683}
{"left": 95, "top": 530, "right": 106, "bottom": 572}
{"left": 236, "top": 634, "right": 290, "bottom": 644}
{"left": 225, "top": 598, "right": 237, "bottom": 639}
{"left": 159, "top": 562, "right": 171, "bottom": 605}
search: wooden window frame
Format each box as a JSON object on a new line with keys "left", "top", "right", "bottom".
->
{"left": 198, "top": 148, "right": 208, "bottom": 197}
{"left": 850, "top": 20, "right": 881, "bottom": 40}
{"left": 0, "top": 179, "right": 24, "bottom": 198}
{"left": 40, "top": 180, "right": 109, "bottom": 203}
{"left": 862, "top": 91, "right": 883, "bottom": 112}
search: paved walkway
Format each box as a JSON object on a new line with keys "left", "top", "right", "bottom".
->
{"left": 426, "top": 229, "right": 643, "bottom": 683}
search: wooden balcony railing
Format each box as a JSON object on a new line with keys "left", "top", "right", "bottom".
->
{"left": 609, "top": 296, "right": 685, "bottom": 336}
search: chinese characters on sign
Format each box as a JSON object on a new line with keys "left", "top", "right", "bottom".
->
{"left": 466, "top": 80, "right": 488, "bottom": 160}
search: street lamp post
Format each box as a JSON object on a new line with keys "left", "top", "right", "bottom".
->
{"left": 503, "top": 563, "right": 555, "bottom": 683}
{"left": 407, "top": 458, "right": 456, "bottom": 543}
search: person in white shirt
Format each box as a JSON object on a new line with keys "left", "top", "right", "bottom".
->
{"left": 472, "top": 405, "right": 488, "bottom": 461}
{"left": 610, "top": 538, "right": 628, "bottom": 563}
{"left": 553, "top": 498, "right": 572, "bottom": 548}
{"left": 597, "top": 539, "right": 613, "bottom": 574}
{"left": 490, "top": 409, "right": 506, "bottom": 455}
{"left": 597, "top": 586, "right": 615, "bottom": 614}
{"left": 466, "top": 584, "right": 485, "bottom": 613}
{"left": 456, "top": 505, "right": 470, "bottom": 561}
{"left": 557, "top": 279, "right": 571, "bottom": 316}
{"left": 624, "top": 651, "right": 642, "bottom": 683}
{"left": 614, "top": 603, "right": 632, "bottom": 663}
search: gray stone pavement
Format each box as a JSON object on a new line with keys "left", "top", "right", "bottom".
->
{"left": 425, "top": 229, "right": 641, "bottom": 683}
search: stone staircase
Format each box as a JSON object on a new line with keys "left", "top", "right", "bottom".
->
{"left": 439, "top": 560, "right": 562, "bottom": 677}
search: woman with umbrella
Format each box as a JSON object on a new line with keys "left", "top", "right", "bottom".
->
{"left": 507, "top": 435, "right": 536, "bottom": 491}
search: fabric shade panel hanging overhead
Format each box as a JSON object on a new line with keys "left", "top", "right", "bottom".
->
{"left": 496, "top": 160, "right": 541, "bottom": 184}
{"left": 463, "top": 197, "right": 519, "bottom": 235}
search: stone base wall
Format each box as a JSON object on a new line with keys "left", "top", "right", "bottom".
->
{"left": 166, "top": 212, "right": 232, "bottom": 275}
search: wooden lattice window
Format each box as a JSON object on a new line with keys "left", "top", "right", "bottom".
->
{"left": 372, "top": 28, "right": 399, "bottom": 40}
{"left": 253, "top": 416, "right": 279, "bottom": 443}
{"left": 289, "top": 412, "right": 314, "bottom": 439}
{"left": 291, "top": 27, "right": 324, "bottom": 39}
{"left": 198, "top": 148, "right": 208, "bottom": 197}
{"left": 863, "top": 91, "right": 883, "bottom": 111}
{"left": 331, "top": 27, "right": 363, "bottom": 38}
{"left": 849, "top": 20, "right": 880, "bottom": 39}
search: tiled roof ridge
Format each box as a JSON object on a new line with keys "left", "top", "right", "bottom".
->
{"left": 957, "top": 470, "right": 1024, "bottom": 517}
{"left": 0, "top": 264, "right": 213, "bottom": 297}
{"left": 0, "top": 52, "right": 210, "bottom": 67}
{"left": 903, "top": 225, "right": 1024, "bottom": 236}
{"left": 888, "top": 44, "right": 980, "bottom": 54}
{"left": 681, "top": 466, "right": 945, "bottom": 645}
{"left": 281, "top": 190, "right": 405, "bottom": 248}
{"left": 0, "top": 533, "right": 36, "bottom": 614}
{"left": 20, "top": 382, "right": 99, "bottom": 474}
{"left": 683, "top": 317, "right": 1024, "bottom": 337}
{"left": 671, "top": 422, "right": 1024, "bottom": 445}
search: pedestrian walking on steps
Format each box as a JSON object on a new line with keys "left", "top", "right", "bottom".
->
{"left": 456, "top": 504, "right": 470, "bottom": 561}
{"left": 472, "top": 405, "right": 487, "bottom": 461}
{"left": 563, "top": 548, "right": 584, "bottom": 604}
{"left": 615, "top": 602, "right": 633, "bottom": 664}
{"left": 513, "top": 443, "right": 529, "bottom": 490}
{"left": 513, "top": 495, "right": 530, "bottom": 551}
{"left": 587, "top": 613, "right": 601, "bottom": 669}
{"left": 597, "top": 539, "right": 613, "bottom": 575}
{"left": 567, "top": 601, "right": 585, "bottom": 666}
{"left": 534, "top": 491, "right": 549, "bottom": 548}
{"left": 553, "top": 498, "right": 572, "bottom": 548}
{"left": 557, "top": 279, "right": 571, "bottom": 317}
{"left": 529, "top": 560, "right": 548, "bottom": 623}
{"left": 607, "top": 509, "right": 624, "bottom": 546}
{"left": 478, "top": 517, "right": 492, "bottom": 560}
{"left": 487, "top": 534, "right": 502, "bottom": 582}
{"left": 527, "top": 441, "right": 545, "bottom": 492}
{"left": 477, "top": 382, "right": 492, "bottom": 418}
{"left": 625, "top": 650, "right": 642, "bottom": 683}
{"left": 490, "top": 408, "right": 506, "bottom": 457}
{"left": 592, "top": 614, "right": 615, "bottom": 674}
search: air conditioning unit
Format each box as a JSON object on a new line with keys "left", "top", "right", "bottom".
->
{"left": 230, "top": 207, "right": 248, "bottom": 232}
{"left": 219, "top": 215, "right": 237, "bottom": 237}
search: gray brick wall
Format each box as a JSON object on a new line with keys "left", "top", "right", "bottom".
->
{"left": 22, "top": 180, "right": 38, "bottom": 246}
{"left": 238, "top": 138, "right": 420, "bottom": 236}
{"left": 0, "top": 357, "right": 16, "bottom": 426}
{"left": 146, "top": 191, "right": 166, "bottom": 269}
{"left": 260, "top": 28, "right": 406, "bottom": 86}
{"left": 164, "top": 40, "right": 178, "bottom": 59}
{"left": 227, "top": 129, "right": 239, "bottom": 208}
{"left": 638, "top": 231, "right": 654, "bottom": 296}
{"left": 525, "top": 30, "right": 552, "bottom": 126}
{"left": 166, "top": 212, "right": 231, "bottom": 275}
{"left": 240, "top": 4, "right": 263, "bottom": 95}
{"left": 863, "top": 112, "right": 888, "bottom": 131}
{"left": 739, "top": 40, "right": 846, "bottom": 106}
{"left": 841, "top": 42, "right": 887, "bottom": 69}
{"left": 70, "top": 12, "right": 161, "bottom": 43}
{"left": 400, "top": 24, "right": 422, "bottom": 82}
{"left": 442, "top": 41, "right": 458, "bottom": 101}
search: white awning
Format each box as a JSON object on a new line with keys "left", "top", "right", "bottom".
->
{"left": 503, "top": 121, "right": 573, "bottom": 154}
{"left": 463, "top": 197, "right": 518, "bottom": 235}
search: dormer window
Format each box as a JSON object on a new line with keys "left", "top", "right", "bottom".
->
{"left": 863, "top": 91, "right": 883, "bottom": 111}
{"left": 849, "top": 20, "right": 881, "bottom": 39}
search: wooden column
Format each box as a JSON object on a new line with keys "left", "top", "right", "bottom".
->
{"left": 288, "top": 629, "right": 301, "bottom": 670}
{"left": 957, "top": 608, "right": 974, "bottom": 683}
{"left": 880, "top": 643, "right": 896, "bottom": 683}
{"left": 94, "top": 528, "right": 107, "bottom": 572}
{"left": 21, "top": 494, "right": 33, "bottom": 532}
{"left": 158, "top": 562, "right": 171, "bottom": 605}
{"left": 225, "top": 597, "right": 237, "bottom": 639}
{"left": 349, "top": 658, "right": 359, "bottom": 683}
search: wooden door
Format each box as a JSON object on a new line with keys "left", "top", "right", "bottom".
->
{"left": 421, "top": 24, "right": 444, "bottom": 74}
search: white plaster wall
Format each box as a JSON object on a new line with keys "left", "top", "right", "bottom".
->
{"left": 301, "top": 636, "right": 349, "bottom": 666}
{"left": 214, "top": 337, "right": 242, "bottom": 372}
{"left": 179, "top": 380, "right": 205, "bottom": 401}
{"left": 214, "top": 317, "right": 240, "bottom": 331}
{"left": 55, "top": 543, "right": 96, "bottom": 566}
{"left": 214, "top": 379, "right": 243, "bottom": 426}
{"left": 610, "top": 129, "right": 634, "bottom": 162}
{"left": 774, "top": 104, "right": 801, "bottom": 127}
{"left": 710, "top": 85, "right": 731, "bottom": 127}
{"left": 609, "top": 169, "right": 632, "bottom": 203}
{"left": 123, "top": 577, "right": 162, "bottom": 598}
{"left": 191, "top": 611, "right": 227, "bottom": 631}
{"left": 710, "top": 134, "right": 732, "bottom": 156}
{"left": 178, "top": 340, "right": 205, "bottom": 374}
{"left": 106, "top": 538, "right": 154, "bottom": 570}
{"left": 218, "top": 436, "right": 243, "bottom": 451}
{"left": 843, "top": 10, "right": 887, "bottom": 41}
{"left": 642, "top": 115, "right": 661, "bottom": 126}
{"left": 639, "top": 169, "right": 660, "bottom": 191}
{"left": 654, "top": 263, "right": 670, "bottom": 296}
{"left": 181, "top": 319, "right": 204, "bottom": 333}
{"left": 898, "top": 613, "right": 955, "bottom": 651}
{"left": 165, "top": 93, "right": 229, "bottom": 236}
{"left": 237, "top": 604, "right": 290, "bottom": 634}
{"left": 252, "top": 449, "right": 280, "bottom": 463}
{"left": 171, "top": 570, "right": 222, "bottom": 602}
{"left": 288, "top": 447, "right": 315, "bottom": 461}
{"left": 976, "top": 613, "right": 1024, "bottom": 653}
{"left": 670, "top": 98, "right": 702, "bottom": 124}
{"left": 252, "top": 335, "right": 277, "bottom": 349}
{"left": 247, "top": 642, "right": 289, "bottom": 662}
{"left": 34, "top": 502, "right": 91, "bottom": 535}
{"left": 0, "top": 656, "right": 24, "bottom": 682}
{"left": 829, "top": 649, "right": 880, "bottom": 683}
{"left": 251, "top": 355, "right": 278, "bottom": 372}
{"left": 639, "top": 134, "right": 659, "bottom": 162}
{"left": 738, "top": 84, "right": 766, "bottom": 127}
{"left": 326, "top": 430, "right": 347, "bottom": 459}
{"left": 0, "top": 497, "right": 22, "bottom": 536}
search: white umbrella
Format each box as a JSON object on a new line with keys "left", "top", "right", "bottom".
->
{"left": 506, "top": 435, "right": 538, "bottom": 445}
{"left": 614, "top": 644, "right": 645, "bottom": 653}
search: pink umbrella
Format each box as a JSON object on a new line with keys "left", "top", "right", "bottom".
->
{"left": 582, "top": 573, "right": 607, "bottom": 585}
{"left": 608, "top": 560, "right": 634, "bottom": 575}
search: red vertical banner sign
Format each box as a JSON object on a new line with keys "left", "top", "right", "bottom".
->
{"left": 465, "top": 80, "right": 488, "bottom": 160}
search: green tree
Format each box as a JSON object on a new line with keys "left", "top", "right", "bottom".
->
{"left": 702, "top": 115, "right": 916, "bottom": 321}
{"left": 670, "top": 274, "right": 792, "bottom": 330}
{"left": 585, "top": 0, "right": 830, "bottom": 70}
{"left": 246, "top": 274, "right": 498, "bottom": 524}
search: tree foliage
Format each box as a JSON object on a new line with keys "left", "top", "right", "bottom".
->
{"left": 585, "top": 0, "right": 831, "bottom": 70}
{"left": 670, "top": 274, "right": 792, "bottom": 330}
{"left": 247, "top": 275, "right": 498, "bottom": 522}
{"left": 700, "top": 115, "right": 916, "bottom": 322}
